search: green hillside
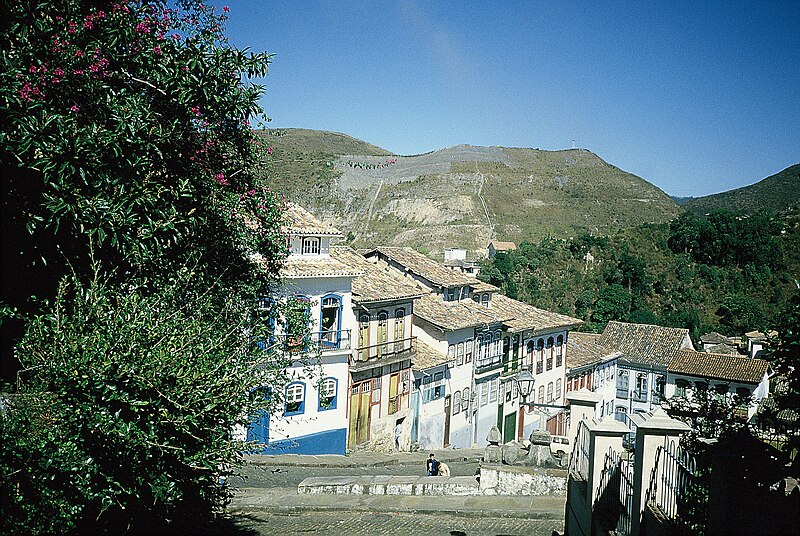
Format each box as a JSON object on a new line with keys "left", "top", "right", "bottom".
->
{"left": 684, "top": 163, "right": 800, "bottom": 215}
{"left": 260, "top": 129, "right": 682, "bottom": 256}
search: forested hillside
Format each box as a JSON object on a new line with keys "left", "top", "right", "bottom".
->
{"left": 479, "top": 209, "right": 800, "bottom": 339}
{"left": 683, "top": 163, "right": 800, "bottom": 216}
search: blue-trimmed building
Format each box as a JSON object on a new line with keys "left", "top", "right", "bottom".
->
{"left": 246, "top": 204, "right": 363, "bottom": 455}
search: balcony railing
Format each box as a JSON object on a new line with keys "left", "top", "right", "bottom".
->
{"left": 353, "top": 336, "right": 416, "bottom": 364}
{"left": 475, "top": 354, "right": 502, "bottom": 373}
{"left": 616, "top": 387, "right": 629, "bottom": 399}
{"left": 633, "top": 390, "right": 648, "bottom": 402}
{"left": 273, "top": 330, "right": 352, "bottom": 353}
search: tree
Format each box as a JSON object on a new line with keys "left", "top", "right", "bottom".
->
{"left": 1, "top": 1, "right": 293, "bottom": 532}
{"left": 591, "top": 283, "right": 632, "bottom": 328}
{"left": 1, "top": 0, "right": 284, "bottom": 373}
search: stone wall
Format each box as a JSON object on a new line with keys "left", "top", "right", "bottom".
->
{"left": 298, "top": 464, "right": 567, "bottom": 497}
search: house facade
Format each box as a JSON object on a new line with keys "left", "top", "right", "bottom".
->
{"left": 329, "top": 246, "right": 425, "bottom": 449}
{"left": 362, "top": 247, "right": 581, "bottom": 449}
{"left": 245, "top": 204, "right": 362, "bottom": 455}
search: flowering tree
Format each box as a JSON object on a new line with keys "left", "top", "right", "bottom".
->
{"left": 0, "top": 1, "right": 295, "bottom": 533}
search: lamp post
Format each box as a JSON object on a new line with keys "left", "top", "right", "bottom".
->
{"left": 515, "top": 370, "right": 536, "bottom": 403}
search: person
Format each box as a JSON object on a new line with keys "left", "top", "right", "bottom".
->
{"left": 438, "top": 461, "right": 450, "bottom": 477}
{"left": 426, "top": 453, "right": 440, "bottom": 476}
{"left": 394, "top": 421, "right": 403, "bottom": 451}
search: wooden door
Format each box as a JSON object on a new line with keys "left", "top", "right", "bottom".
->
{"left": 443, "top": 395, "right": 451, "bottom": 447}
{"left": 348, "top": 381, "right": 371, "bottom": 447}
{"left": 503, "top": 411, "right": 516, "bottom": 443}
{"left": 377, "top": 312, "right": 388, "bottom": 356}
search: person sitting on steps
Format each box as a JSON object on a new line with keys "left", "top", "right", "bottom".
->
{"left": 426, "top": 453, "right": 440, "bottom": 476}
{"left": 438, "top": 461, "right": 450, "bottom": 477}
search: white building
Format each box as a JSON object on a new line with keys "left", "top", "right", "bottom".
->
{"left": 362, "top": 247, "right": 581, "bottom": 449}
{"left": 246, "top": 204, "right": 362, "bottom": 455}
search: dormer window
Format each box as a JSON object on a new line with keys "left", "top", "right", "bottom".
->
{"left": 302, "top": 237, "right": 320, "bottom": 255}
{"left": 481, "top": 293, "right": 490, "bottom": 307}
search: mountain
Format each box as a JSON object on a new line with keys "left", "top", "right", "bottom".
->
{"left": 261, "top": 129, "right": 682, "bottom": 256}
{"left": 683, "top": 163, "right": 800, "bottom": 216}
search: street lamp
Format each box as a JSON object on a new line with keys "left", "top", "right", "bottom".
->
{"left": 515, "top": 369, "right": 536, "bottom": 402}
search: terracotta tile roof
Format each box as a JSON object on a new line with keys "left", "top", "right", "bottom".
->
{"left": 704, "top": 343, "right": 741, "bottom": 356}
{"left": 472, "top": 281, "right": 500, "bottom": 292}
{"left": 668, "top": 349, "right": 770, "bottom": 384}
{"left": 329, "top": 247, "right": 426, "bottom": 303}
{"left": 368, "top": 247, "right": 477, "bottom": 288}
{"left": 489, "top": 241, "right": 517, "bottom": 251}
{"left": 414, "top": 293, "right": 505, "bottom": 331}
{"left": 278, "top": 255, "right": 364, "bottom": 279}
{"left": 599, "top": 321, "right": 691, "bottom": 368}
{"left": 281, "top": 203, "right": 342, "bottom": 236}
{"left": 412, "top": 339, "right": 450, "bottom": 371}
{"left": 700, "top": 331, "right": 738, "bottom": 345}
{"left": 566, "top": 332, "right": 621, "bottom": 370}
{"left": 490, "top": 294, "right": 582, "bottom": 333}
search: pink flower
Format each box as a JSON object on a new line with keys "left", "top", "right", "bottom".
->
{"left": 222, "top": 6, "right": 230, "bottom": 12}
{"left": 267, "top": 146, "right": 273, "bottom": 155}
{"left": 75, "top": 49, "right": 84, "bottom": 57}
{"left": 153, "top": 46, "right": 162, "bottom": 55}
{"left": 70, "top": 104, "right": 80, "bottom": 112}
{"left": 214, "top": 172, "right": 229, "bottom": 186}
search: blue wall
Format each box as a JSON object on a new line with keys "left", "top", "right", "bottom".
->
{"left": 250, "top": 427, "right": 347, "bottom": 456}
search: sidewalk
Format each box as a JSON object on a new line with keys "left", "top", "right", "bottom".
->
{"left": 229, "top": 485, "right": 566, "bottom": 520}
{"left": 232, "top": 448, "right": 566, "bottom": 520}
{"left": 243, "top": 447, "right": 486, "bottom": 468}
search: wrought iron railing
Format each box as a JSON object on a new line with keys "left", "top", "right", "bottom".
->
{"left": 568, "top": 419, "right": 591, "bottom": 480}
{"left": 353, "top": 336, "right": 415, "bottom": 364}
{"left": 646, "top": 438, "right": 707, "bottom": 534}
{"left": 594, "top": 446, "right": 635, "bottom": 536}
{"left": 475, "top": 354, "right": 502, "bottom": 373}
{"left": 273, "top": 330, "right": 352, "bottom": 352}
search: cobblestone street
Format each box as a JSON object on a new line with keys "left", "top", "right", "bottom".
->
{"left": 230, "top": 510, "right": 562, "bottom": 536}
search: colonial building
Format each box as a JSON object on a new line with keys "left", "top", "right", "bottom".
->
{"left": 328, "top": 246, "right": 425, "bottom": 449}
{"left": 246, "top": 204, "right": 362, "bottom": 455}
{"left": 564, "top": 321, "right": 771, "bottom": 427}
{"left": 362, "top": 246, "right": 581, "bottom": 449}
{"left": 666, "top": 349, "right": 771, "bottom": 421}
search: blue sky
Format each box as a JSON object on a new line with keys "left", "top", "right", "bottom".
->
{"left": 217, "top": 1, "right": 799, "bottom": 197}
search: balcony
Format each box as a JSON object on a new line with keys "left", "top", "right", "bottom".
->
{"left": 632, "top": 390, "right": 648, "bottom": 402}
{"left": 273, "top": 330, "right": 352, "bottom": 353}
{"left": 475, "top": 354, "right": 502, "bottom": 374}
{"left": 616, "top": 387, "right": 629, "bottom": 399}
{"left": 351, "top": 336, "right": 416, "bottom": 370}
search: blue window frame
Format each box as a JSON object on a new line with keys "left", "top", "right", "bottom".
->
{"left": 320, "top": 294, "right": 342, "bottom": 348}
{"left": 285, "top": 382, "right": 305, "bottom": 416}
{"left": 318, "top": 377, "right": 338, "bottom": 411}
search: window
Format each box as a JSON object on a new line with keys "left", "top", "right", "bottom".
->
{"left": 461, "top": 387, "right": 470, "bottom": 411}
{"left": 556, "top": 335, "right": 564, "bottom": 367}
{"left": 377, "top": 311, "right": 389, "bottom": 355}
{"left": 448, "top": 344, "right": 456, "bottom": 364}
{"left": 538, "top": 385, "right": 545, "bottom": 404}
{"left": 615, "top": 406, "right": 627, "bottom": 423}
{"left": 285, "top": 382, "right": 305, "bottom": 415}
{"left": 714, "top": 383, "right": 729, "bottom": 395}
{"left": 675, "top": 379, "right": 689, "bottom": 397}
{"left": 480, "top": 382, "right": 489, "bottom": 406}
{"left": 547, "top": 382, "right": 554, "bottom": 402}
{"left": 456, "top": 342, "right": 465, "bottom": 366}
{"left": 320, "top": 295, "right": 342, "bottom": 347}
{"left": 489, "top": 378, "right": 498, "bottom": 403}
{"left": 358, "top": 313, "right": 370, "bottom": 360}
{"left": 453, "top": 390, "right": 461, "bottom": 414}
{"left": 445, "top": 287, "right": 456, "bottom": 301}
{"left": 695, "top": 381, "right": 708, "bottom": 392}
{"left": 536, "top": 339, "right": 544, "bottom": 374}
{"left": 319, "top": 378, "right": 337, "bottom": 410}
{"left": 301, "top": 237, "right": 320, "bottom": 255}
{"left": 555, "top": 379, "right": 562, "bottom": 400}
{"left": 394, "top": 309, "right": 405, "bottom": 351}
{"left": 371, "top": 377, "right": 381, "bottom": 403}
{"left": 546, "top": 337, "right": 554, "bottom": 371}
{"left": 654, "top": 375, "right": 666, "bottom": 401}
{"left": 616, "top": 370, "right": 629, "bottom": 399}
{"left": 464, "top": 339, "right": 473, "bottom": 363}
{"left": 481, "top": 293, "right": 489, "bottom": 307}
{"left": 635, "top": 373, "right": 648, "bottom": 401}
